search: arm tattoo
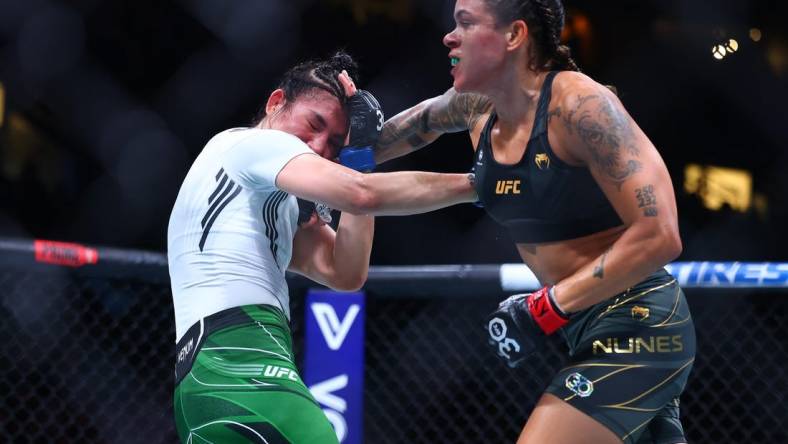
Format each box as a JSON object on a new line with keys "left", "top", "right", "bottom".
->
{"left": 546, "top": 107, "right": 562, "bottom": 124}
{"left": 635, "top": 185, "right": 658, "bottom": 217}
{"left": 565, "top": 94, "right": 642, "bottom": 190}
{"left": 420, "top": 91, "right": 490, "bottom": 134}
{"left": 377, "top": 91, "right": 490, "bottom": 151}
{"left": 452, "top": 92, "right": 492, "bottom": 131}
{"left": 593, "top": 246, "right": 613, "bottom": 279}
{"left": 407, "top": 133, "right": 427, "bottom": 147}
{"left": 377, "top": 104, "right": 431, "bottom": 150}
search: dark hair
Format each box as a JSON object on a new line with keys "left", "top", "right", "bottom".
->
{"left": 484, "top": 0, "right": 578, "bottom": 72}
{"left": 254, "top": 51, "right": 359, "bottom": 124}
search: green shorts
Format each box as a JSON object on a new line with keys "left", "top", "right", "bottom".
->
{"left": 173, "top": 304, "right": 338, "bottom": 444}
{"left": 546, "top": 269, "right": 696, "bottom": 444}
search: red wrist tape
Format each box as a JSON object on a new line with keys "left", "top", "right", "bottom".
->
{"left": 526, "top": 286, "right": 569, "bottom": 335}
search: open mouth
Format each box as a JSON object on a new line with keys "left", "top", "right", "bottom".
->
{"left": 450, "top": 57, "right": 460, "bottom": 67}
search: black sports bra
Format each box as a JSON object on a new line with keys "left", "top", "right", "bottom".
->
{"left": 473, "top": 71, "right": 622, "bottom": 243}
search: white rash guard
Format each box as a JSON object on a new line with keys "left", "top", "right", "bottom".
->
{"left": 167, "top": 128, "right": 313, "bottom": 341}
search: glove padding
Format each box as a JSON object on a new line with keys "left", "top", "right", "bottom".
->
{"left": 297, "top": 198, "right": 332, "bottom": 226}
{"left": 340, "top": 90, "right": 383, "bottom": 173}
{"left": 347, "top": 89, "right": 384, "bottom": 149}
{"left": 485, "top": 286, "right": 568, "bottom": 368}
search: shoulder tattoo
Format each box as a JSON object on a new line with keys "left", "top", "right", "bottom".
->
{"left": 563, "top": 94, "right": 642, "bottom": 190}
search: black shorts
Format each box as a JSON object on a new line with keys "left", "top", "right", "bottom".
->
{"left": 546, "top": 269, "right": 696, "bottom": 444}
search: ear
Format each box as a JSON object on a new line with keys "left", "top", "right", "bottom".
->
{"left": 506, "top": 20, "right": 528, "bottom": 51}
{"left": 265, "top": 89, "right": 287, "bottom": 115}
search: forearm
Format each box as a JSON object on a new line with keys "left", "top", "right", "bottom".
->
{"left": 330, "top": 213, "right": 374, "bottom": 291}
{"left": 375, "top": 100, "right": 441, "bottom": 164}
{"left": 374, "top": 89, "right": 490, "bottom": 164}
{"left": 553, "top": 223, "right": 681, "bottom": 313}
{"left": 359, "top": 171, "right": 476, "bottom": 216}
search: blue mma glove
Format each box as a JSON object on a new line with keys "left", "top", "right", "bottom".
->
{"left": 339, "top": 147, "right": 375, "bottom": 173}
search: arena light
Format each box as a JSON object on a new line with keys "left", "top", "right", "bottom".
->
{"left": 712, "top": 45, "right": 727, "bottom": 60}
{"left": 749, "top": 28, "right": 762, "bottom": 42}
{"left": 684, "top": 163, "right": 752, "bottom": 212}
{"left": 712, "top": 39, "right": 740, "bottom": 61}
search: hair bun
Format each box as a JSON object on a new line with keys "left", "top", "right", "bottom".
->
{"left": 328, "top": 50, "right": 359, "bottom": 83}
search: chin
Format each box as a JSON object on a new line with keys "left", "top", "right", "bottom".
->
{"left": 453, "top": 79, "right": 482, "bottom": 95}
{"left": 452, "top": 76, "right": 469, "bottom": 92}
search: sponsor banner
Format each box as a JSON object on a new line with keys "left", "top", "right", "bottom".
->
{"left": 34, "top": 240, "right": 98, "bottom": 267}
{"left": 501, "top": 262, "right": 788, "bottom": 291}
{"left": 665, "top": 262, "right": 788, "bottom": 288}
{"left": 304, "top": 290, "right": 365, "bottom": 444}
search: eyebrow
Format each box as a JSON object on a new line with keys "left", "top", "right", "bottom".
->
{"left": 311, "top": 110, "right": 346, "bottom": 147}
{"left": 310, "top": 111, "right": 327, "bottom": 128}
{"left": 455, "top": 10, "right": 472, "bottom": 20}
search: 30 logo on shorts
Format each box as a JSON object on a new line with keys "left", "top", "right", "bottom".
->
{"left": 565, "top": 372, "right": 594, "bottom": 398}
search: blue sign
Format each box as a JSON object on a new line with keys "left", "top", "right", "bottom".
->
{"left": 665, "top": 262, "right": 788, "bottom": 288}
{"left": 303, "top": 290, "right": 365, "bottom": 444}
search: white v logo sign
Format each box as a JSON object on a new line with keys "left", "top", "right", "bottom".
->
{"left": 311, "top": 303, "right": 360, "bottom": 350}
{"left": 309, "top": 374, "right": 348, "bottom": 412}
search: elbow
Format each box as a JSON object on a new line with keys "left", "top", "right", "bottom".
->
{"left": 667, "top": 230, "right": 683, "bottom": 261}
{"left": 653, "top": 223, "right": 683, "bottom": 264}
{"left": 631, "top": 219, "right": 682, "bottom": 267}
{"left": 349, "top": 191, "right": 380, "bottom": 215}
{"left": 329, "top": 271, "right": 368, "bottom": 292}
{"left": 344, "top": 178, "right": 381, "bottom": 214}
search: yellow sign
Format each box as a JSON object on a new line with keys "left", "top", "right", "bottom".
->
{"left": 684, "top": 163, "right": 752, "bottom": 212}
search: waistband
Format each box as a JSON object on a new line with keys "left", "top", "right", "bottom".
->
{"left": 626, "top": 268, "right": 676, "bottom": 293}
{"left": 174, "top": 304, "right": 286, "bottom": 385}
{"left": 567, "top": 268, "right": 676, "bottom": 320}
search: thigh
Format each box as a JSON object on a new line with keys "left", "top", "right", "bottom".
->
{"left": 174, "top": 311, "right": 338, "bottom": 444}
{"left": 175, "top": 379, "right": 338, "bottom": 444}
{"left": 518, "top": 393, "right": 622, "bottom": 444}
{"left": 634, "top": 398, "right": 688, "bottom": 444}
{"left": 549, "top": 272, "right": 696, "bottom": 444}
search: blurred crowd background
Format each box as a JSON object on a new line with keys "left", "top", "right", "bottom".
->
{"left": 0, "top": 0, "right": 786, "bottom": 264}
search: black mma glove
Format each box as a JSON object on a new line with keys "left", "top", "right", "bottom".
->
{"left": 297, "top": 198, "right": 332, "bottom": 226}
{"left": 339, "top": 89, "right": 383, "bottom": 172}
{"left": 485, "top": 286, "right": 569, "bottom": 368}
{"left": 300, "top": 91, "right": 382, "bottom": 225}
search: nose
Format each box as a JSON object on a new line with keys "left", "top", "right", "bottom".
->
{"left": 443, "top": 28, "right": 459, "bottom": 48}
{"left": 308, "top": 136, "right": 333, "bottom": 160}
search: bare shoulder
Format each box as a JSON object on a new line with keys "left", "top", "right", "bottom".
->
{"left": 550, "top": 71, "right": 622, "bottom": 114}
{"left": 547, "top": 71, "right": 631, "bottom": 142}
{"left": 547, "top": 72, "right": 645, "bottom": 188}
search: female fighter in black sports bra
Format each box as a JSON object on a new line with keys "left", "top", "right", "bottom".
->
{"left": 371, "top": 1, "right": 695, "bottom": 443}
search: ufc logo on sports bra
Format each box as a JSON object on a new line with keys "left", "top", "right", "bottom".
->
{"left": 495, "top": 180, "right": 521, "bottom": 195}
